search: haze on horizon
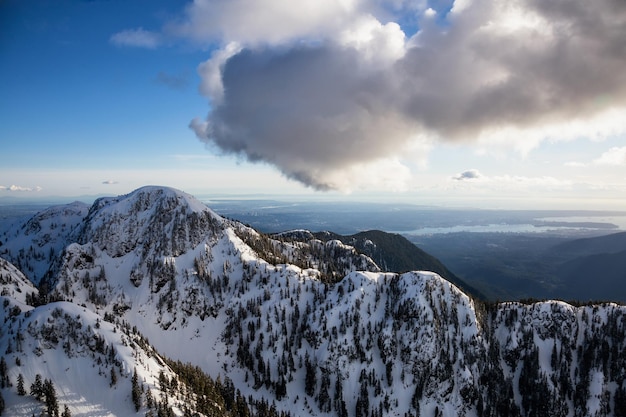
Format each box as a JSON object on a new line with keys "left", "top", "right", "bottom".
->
{"left": 1, "top": 0, "right": 625, "bottom": 210}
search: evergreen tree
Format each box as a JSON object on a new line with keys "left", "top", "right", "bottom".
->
{"left": 146, "top": 388, "right": 154, "bottom": 410}
{"left": 0, "top": 357, "right": 8, "bottom": 388}
{"left": 317, "top": 371, "right": 331, "bottom": 412}
{"left": 158, "top": 370, "right": 168, "bottom": 394}
{"left": 43, "top": 378, "right": 59, "bottom": 417}
{"left": 17, "top": 373, "right": 26, "bottom": 395}
{"left": 110, "top": 367, "right": 118, "bottom": 387}
{"left": 275, "top": 376, "right": 287, "bottom": 401}
{"left": 615, "top": 386, "right": 626, "bottom": 417}
{"left": 304, "top": 354, "right": 316, "bottom": 397}
{"left": 355, "top": 380, "right": 369, "bottom": 417}
{"left": 132, "top": 367, "right": 142, "bottom": 411}
{"left": 31, "top": 373, "right": 44, "bottom": 400}
{"left": 334, "top": 373, "right": 348, "bottom": 417}
{"left": 62, "top": 404, "right": 72, "bottom": 417}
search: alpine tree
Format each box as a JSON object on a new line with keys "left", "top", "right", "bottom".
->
{"left": 43, "top": 378, "right": 59, "bottom": 417}
{"left": 17, "top": 373, "right": 26, "bottom": 395}
{"left": 31, "top": 373, "right": 43, "bottom": 400}
{"left": 304, "top": 353, "right": 316, "bottom": 397}
{"left": 110, "top": 367, "right": 118, "bottom": 387}
{"left": 132, "top": 367, "right": 142, "bottom": 411}
{"left": 0, "top": 357, "right": 7, "bottom": 388}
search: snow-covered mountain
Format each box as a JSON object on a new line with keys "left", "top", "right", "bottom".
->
{"left": 0, "top": 254, "right": 238, "bottom": 417}
{"left": 0, "top": 201, "right": 88, "bottom": 286}
{"left": 1, "top": 185, "right": 625, "bottom": 417}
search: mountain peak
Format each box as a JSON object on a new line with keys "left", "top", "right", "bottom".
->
{"left": 80, "top": 185, "right": 223, "bottom": 258}
{"left": 89, "top": 185, "right": 214, "bottom": 218}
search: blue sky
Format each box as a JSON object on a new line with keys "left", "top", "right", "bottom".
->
{"left": 1, "top": 0, "right": 626, "bottom": 209}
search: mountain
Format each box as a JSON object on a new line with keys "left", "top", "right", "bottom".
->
{"left": 306, "top": 229, "right": 484, "bottom": 299}
{"left": 0, "top": 201, "right": 89, "bottom": 285}
{"left": 553, "top": 250, "right": 626, "bottom": 302}
{"left": 1, "top": 185, "right": 625, "bottom": 417}
{"left": 550, "top": 231, "right": 626, "bottom": 257}
{"left": 544, "top": 231, "right": 626, "bottom": 301}
{"left": 0, "top": 255, "right": 239, "bottom": 417}
{"left": 414, "top": 231, "right": 626, "bottom": 302}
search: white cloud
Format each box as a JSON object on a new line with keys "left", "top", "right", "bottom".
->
{"left": 453, "top": 169, "right": 482, "bottom": 181}
{"left": 493, "top": 175, "right": 571, "bottom": 188}
{"left": 197, "top": 42, "right": 242, "bottom": 104}
{"left": 564, "top": 145, "right": 626, "bottom": 167}
{"left": 449, "top": 172, "right": 572, "bottom": 190}
{"left": 564, "top": 161, "right": 587, "bottom": 168}
{"left": 110, "top": 28, "right": 161, "bottom": 49}
{"left": 424, "top": 8, "right": 437, "bottom": 18}
{"left": 303, "top": 157, "right": 413, "bottom": 193}
{"left": 338, "top": 16, "right": 406, "bottom": 68}
{"left": 0, "top": 185, "right": 42, "bottom": 192}
{"left": 168, "top": 0, "right": 363, "bottom": 46}
{"left": 102, "top": 180, "right": 118, "bottom": 185}
{"left": 593, "top": 146, "right": 626, "bottom": 166}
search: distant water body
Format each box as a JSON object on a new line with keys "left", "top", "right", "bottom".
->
{"left": 536, "top": 215, "right": 626, "bottom": 230}
{"left": 399, "top": 215, "right": 626, "bottom": 236}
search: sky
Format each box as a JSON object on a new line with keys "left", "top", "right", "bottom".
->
{"left": 1, "top": 0, "right": 626, "bottom": 209}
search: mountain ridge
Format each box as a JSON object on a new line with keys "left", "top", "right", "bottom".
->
{"left": 308, "top": 229, "right": 484, "bottom": 299}
{"left": 550, "top": 231, "right": 626, "bottom": 257}
{"left": 1, "top": 185, "right": 625, "bottom": 417}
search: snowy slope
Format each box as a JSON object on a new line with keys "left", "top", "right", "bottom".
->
{"left": 0, "top": 297, "right": 183, "bottom": 416}
{"left": 1, "top": 185, "right": 626, "bottom": 417}
{"left": 0, "top": 257, "right": 38, "bottom": 306}
{"left": 0, "top": 291, "right": 231, "bottom": 417}
{"left": 0, "top": 201, "right": 89, "bottom": 284}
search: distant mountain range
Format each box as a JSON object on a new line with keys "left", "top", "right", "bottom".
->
{"left": 0, "top": 185, "right": 625, "bottom": 416}
{"left": 414, "top": 230, "right": 626, "bottom": 303}
{"left": 551, "top": 231, "right": 626, "bottom": 256}
{"left": 547, "top": 232, "right": 626, "bottom": 302}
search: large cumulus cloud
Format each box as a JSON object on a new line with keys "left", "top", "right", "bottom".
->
{"left": 169, "top": 0, "right": 365, "bottom": 46}
{"left": 191, "top": 36, "right": 415, "bottom": 189}
{"left": 185, "top": 0, "right": 626, "bottom": 190}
